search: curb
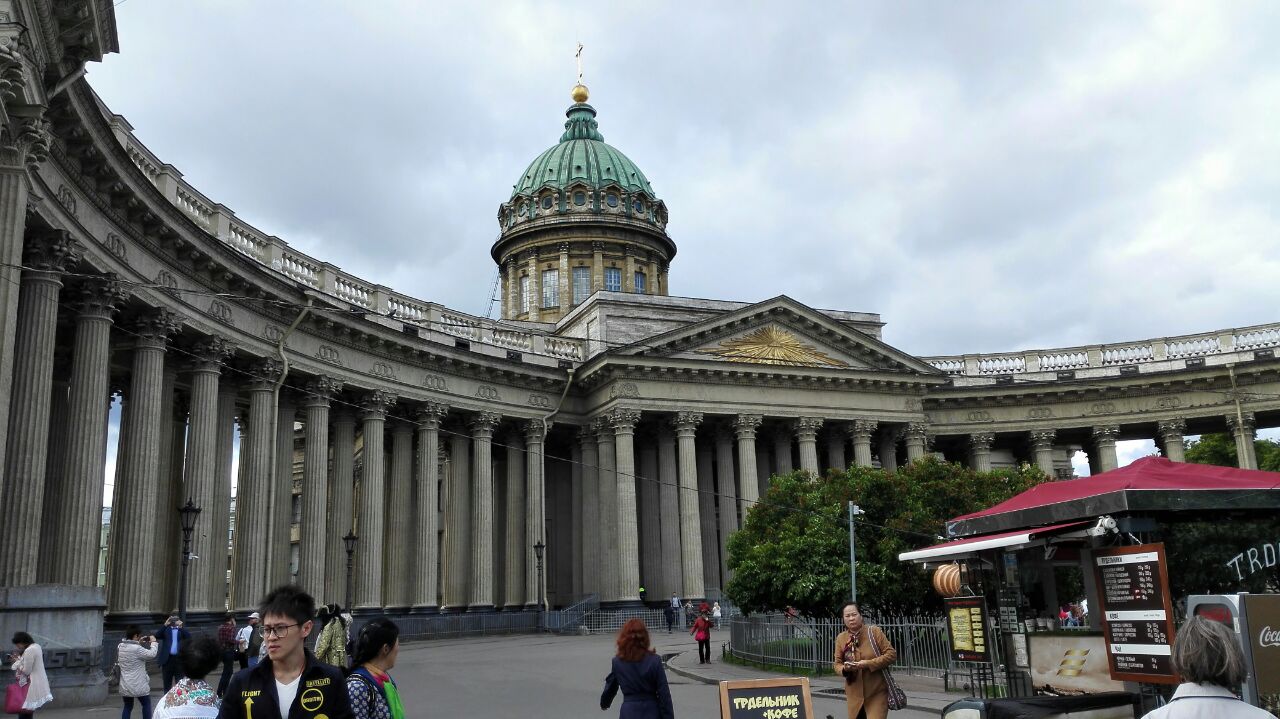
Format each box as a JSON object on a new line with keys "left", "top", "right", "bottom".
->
{"left": 662, "top": 652, "right": 721, "bottom": 686}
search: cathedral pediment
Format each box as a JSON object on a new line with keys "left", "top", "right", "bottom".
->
{"left": 615, "top": 295, "right": 943, "bottom": 376}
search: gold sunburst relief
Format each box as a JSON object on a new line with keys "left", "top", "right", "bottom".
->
{"left": 697, "top": 326, "right": 849, "bottom": 367}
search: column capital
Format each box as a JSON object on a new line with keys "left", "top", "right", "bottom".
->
{"left": 849, "top": 419, "right": 878, "bottom": 439}
{"left": 609, "top": 407, "right": 642, "bottom": 432}
{"left": 302, "top": 375, "right": 343, "bottom": 406}
{"left": 189, "top": 336, "right": 236, "bottom": 373}
{"left": 245, "top": 358, "right": 283, "bottom": 391}
{"left": 733, "top": 414, "right": 762, "bottom": 438}
{"left": 558, "top": 242, "right": 571, "bottom": 253}
{"left": 1092, "top": 425, "right": 1121, "bottom": 443}
{"left": 904, "top": 422, "right": 930, "bottom": 442}
{"left": 576, "top": 425, "right": 597, "bottom": 445}
{"left": 470, "top": 411, "right": 502, "bottom": 435}
{"left": 968, "top": 432, "right": 996, "bottom": 451}
{"left": 671, "top": 411, "right": 703, "bottom": 434}
{"left": 1226, "top": 411, "right": 1256, "bottom": 435}
{"left": 1028, "top": 429, "right": 1056, "bottom": 450}
{"left": 1156, "top": 417, "right": 1187, "bottom": 440}
{"left": 0, "top": 107, "right": 52, "bottom": 171}
{"left": 524, "top": 418, "right": 549, "bottom": 441}
{"left": 23, "top": 229, "right": 82, "bottom": 273}
{"left": 75, "top": 275, "right": 128, "bottom": 319}
{"left": 358, "top": 390, "right": 396, "bottom": 420}
{"left": 794, "top": 417, "right": 823, "bottom": 435}
{"left": 415, "top": 401, "right": 449, "bottom": 428}
{"left": 132, "top": 308, "right": 182, "bottom": 350}
{"left": 591, "top": 415, "right": 611, "bottom": 440}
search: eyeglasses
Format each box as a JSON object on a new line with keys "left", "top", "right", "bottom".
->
{"left": 262, "top": 623, "right": 300, "bottom": 638}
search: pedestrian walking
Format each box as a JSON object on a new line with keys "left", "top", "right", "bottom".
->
{"left": 217, "top": 585, "right": 353, "bottom": 719}
{"left": 7, "top": 631, "right": 52, "bottom": 718}
{"left": 690, "top": 611, "right": 712, "bottom": 665}
{"left": 669, "top": 594, "right": 680, "bottom": 610}
{"left": 155, "top": 616, "right": 191, "bottom": 692}
{"left": 834, "top": 602, "right": 897, "bottom": 719}
{"left": 711, "top": 602, "right": 722, "bottom": 625}
{"left": 118, "top": 626, "right": 159, "bottom": 719}
{"left": 601, "top": 618, "right": 674, "bottom": 719}
{"left": 233, "top": 613, "right": 261, "bottom": 670}
{"left": 313, "top": 604, "right": 348, "bottom": 668}
{"left": 347, "top": 618, "right": 405, "bottom": 719}
{"left": 215, "top": 615, "right": 238, "bottom": 697}
{"left": 155, "top": 635, "right": 222, "bottom": 718}
{"left": 682, "top": 601, "right": 693, "bottom": 628}
{"left": 662, "top": 605, "right": 675, "bottom": 634}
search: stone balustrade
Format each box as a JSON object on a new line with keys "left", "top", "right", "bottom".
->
{"left": 923, "top": 322, "right": 1280, "bottom": 384}
{"left": 113, "top": 119, "right": 586, "bottom": 363}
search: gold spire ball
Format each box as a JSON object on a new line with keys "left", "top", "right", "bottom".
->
{"left": 572, "top": 83, "right": 590, "bottom": 103}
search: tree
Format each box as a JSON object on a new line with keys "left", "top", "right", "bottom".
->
{"left": 724, "top": 457, "right": 1047, "bottom": 618}
{"left": 1184, "top": 433, "right": 1280, "bottom": 471}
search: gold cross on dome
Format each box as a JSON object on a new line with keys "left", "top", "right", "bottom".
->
{"left": 575, "top": 43, "right": 584, "bottom": 85}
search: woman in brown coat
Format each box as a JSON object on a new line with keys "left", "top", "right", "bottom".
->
{"left": 832, "top": 603, "right": 897, "bottom": 719}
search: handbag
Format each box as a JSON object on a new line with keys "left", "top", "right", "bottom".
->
{"left": 109, "top": 661, "right": 122, "bottom": 686}
{"left": 868, "top": 626, "right": 907, "bottom": 711}
{"left": 5, "top": 682, "right": 29, "bottom": 714}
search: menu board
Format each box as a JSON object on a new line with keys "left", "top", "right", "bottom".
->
{"left": 719, "top": 678, "right": 814, "bottom": 719}
{"left": 945, "top": 596, "right": 990, "bottom": 662}
{"left": 1092, "top": 543, "right": 1178, "bottom": 684}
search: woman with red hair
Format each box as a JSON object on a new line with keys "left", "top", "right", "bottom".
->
{"left": 599, "top": 619, "right": 674, "bottom": 719}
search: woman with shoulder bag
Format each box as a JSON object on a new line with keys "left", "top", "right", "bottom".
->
{"left": 117, "top": 625, "right": 159, "bottom": 718}
{"left": 690, "top": 610, "right": 712, "bottom": 664}
{"left": 346, "top": 618, "right": 405, "bottom": 719}
{"left": 833, "top": 603, "right": 899, "bottom": 719}
{"left": 7, "top": 632, "right": 52, "bottom": 718}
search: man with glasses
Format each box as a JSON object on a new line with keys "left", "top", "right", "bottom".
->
{"left": 218, "top": 585, "right": 353, "bottom": 719}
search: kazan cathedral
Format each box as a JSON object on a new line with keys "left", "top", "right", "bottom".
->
{"left": 0, "top": 1, "right": 1278, "bottom": 703}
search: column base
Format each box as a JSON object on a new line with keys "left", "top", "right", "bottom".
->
{"left": 382, "top": 605, "right": 411, "bottom": 615}
{"left": 600, "top": 599, "right": 644, "bottom": 610}
{"left": 1, "top": 585, "right": 109, "bottom": 708}
{"left": 104, "top": 609, "right": 167, "bottom": 631}
{"left": 351, "top": 606, "right": 385, "bottom": 619}
{"left": 409, "top": 605, "right": 440, "bottom": 615}
{"left": 438, "top": 605, "right": 467, "bottom": 614}
{"left": 467, "top": 604, "right": 496, "bottom": 613}
{"left": 179, "top": 610, "right": 234, "bottom": 627}
{"left": 502, "top": 604, "right": 525, "bottom": 612}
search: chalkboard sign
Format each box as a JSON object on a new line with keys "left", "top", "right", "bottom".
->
{"left": 945, "top": 596, "right": 990, "bottom": 662}
{"left": 719, "top": 678, "right": 814, "bottom": 719}
{"left": 1093, "top": 542, "right": 1178, "bottom": 684}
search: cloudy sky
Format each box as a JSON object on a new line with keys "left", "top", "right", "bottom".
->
{"left": 89, "top": 2, "right": 1280, "bottom": 488}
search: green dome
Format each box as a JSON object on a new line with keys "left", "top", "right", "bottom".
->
{"left": 510, "top": 103, "right": 656, "bottom": 199}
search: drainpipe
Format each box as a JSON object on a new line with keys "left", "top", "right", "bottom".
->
{"left": 263, "top": 296, "right": 313, "bottom": 589}
{"left": 536, "top": 367, "right": 575, "bottom": 611}
{"left": 48, "top": 63, "right": 87, "bottom": 99}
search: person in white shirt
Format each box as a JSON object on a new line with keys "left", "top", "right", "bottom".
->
{"left": 1141, "top": 617, "right": 1272, "bottom": 719}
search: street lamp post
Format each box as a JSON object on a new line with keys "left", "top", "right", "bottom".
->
{"left": 177, "top": 499, "right": 202, "bottom": 623}
{"left": 343, "top": 532, "right": 358, "bottom": 613}
{"left": 533, "top": 540, "right": 546, "bottom": 631}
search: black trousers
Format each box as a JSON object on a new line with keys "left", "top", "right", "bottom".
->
{"left": 161, "top": 660, "right": 183, "bottom": 692}
{"left": 217, "top": 650, "right": 237, "bottom": 695}
{"left": 697, "top": 639, "right": 711, "bottom": 663}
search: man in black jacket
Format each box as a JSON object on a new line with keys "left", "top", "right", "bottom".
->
{"left": 218, "top": 585, "right": 353, "bottom": 719}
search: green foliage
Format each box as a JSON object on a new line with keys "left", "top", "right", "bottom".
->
{"left": 725, "top": 457, "right": 1048, "bottom": 619}
{"left": 1185, "top": 433, "right": 1280, "bottom": 472}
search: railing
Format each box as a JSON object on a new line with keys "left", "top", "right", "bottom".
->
{"left": 546, "top": 594, "right": 600, "bottom": 633}
{"left": 725, "top": 614, "right": 953, "bottom": 680}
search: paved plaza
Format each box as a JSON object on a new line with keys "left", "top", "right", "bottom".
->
{"left": 36, "top": 632, "right": 949, "bottom": 718}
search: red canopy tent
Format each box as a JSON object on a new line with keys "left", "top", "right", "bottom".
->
{"left": 945, "top": 456, "right": 1280, "bottom": 539}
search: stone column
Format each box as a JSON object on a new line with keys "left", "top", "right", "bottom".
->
{"left": 469, "top": 412, "right": 500, "bottom": 611}
{"left": 714, "top": 429, "right": 737, "bottom": 587}
{"left": 558, "top": 242, "right": 571, "bottom": 309}
{"left": 1227, "top": 412, "right": 1257, "bottom": 471}
{"left": 413, "top": 404, "right": 447, "bottom": 612}
{"left": 180, "top": 338, "right": 234, "bottom": 611}
{"left": 37, "top": 375, "right": 69, "bottom": 583}
{"left": 504, "top": 429, "right": 526, "bottom": 609}
{"left": 298, "top": 377, "right": 340, "bottom": 602}
{"left": 969, "top": 432, "right": 995, "bottom": 472}
{"left": 1157, "top": 418, "right": 1187, "bottom": 463}
{"left": 569, "top": 439, "right": 583, "bottom": 598}
{"left": 108, "top": 310, "right": 181, "bottom": 617}
{"left": 849, "top": 420, "right": 876, "bottom": 468}
{"left": 443, "top": 431, "right": 470, "bottom": 610}
{"left": 773, "top": 431, "right": 793, "bottom": 475}
{"left": 0, "top": 232, "right": 80, "bottom": 585}
{"left": 795, "top": 418, "right": 823, "bottom": 474}
{"left": 231, "top": 359, "right": 281, "bottom": 612}
{"left": 638, "top": 440, "right": 661, "bottom": 596}
{"left": 610, "top": 409, "right": 642, "bottom": 604}
{"left": 326, "top": 412, "right": 357, "bottom": 604}
{"left": 904, "top": 423, "right": 929, "bottom": 463}
{"left": 825, "top": 430, "right": 846, "bottom": 472}
{"left": 578, "top": 428, "right": 600, "bottom": 598}
{"left": 673, "top": 413, "right": 705, "bottom": 601}
{"left": 1028, "top": 429, "right": 1057, "bottom": 477}
{"left": 525, "top": 253, "right": 540, "bottom": 322}
{"left": 270, "top": 394, "right": 297, "bottom": 586}
{"left": 503, "top": 258, "right": 518, "bottom": 320}
{"left": 525, "top": 420, "right": 548, "bottom": 609}
{"left": 45, "top": 277, "right": 125, "bottom": 586}
{"left": 591, "top": 241, "right": 605, "bottom": 291}
{"left": 657, "top": 428, "right": 681, "bottom": 600}
{"left": 734, "top": 415, "right": 762, "bottom": 510}
{"left": 1091, "top": 425, "right": 1120, "bottom": 474}
{"left": 595, "top": 418, "right": 619, "bottom": 603}
{"left": 877, "top": 428, "right": 898, "bottom": 472}
{"left": 384, "top": 419, "right": 414, "bottom": 611}
{"left": 152, "top": 373, "right": 184, "bottom": 613}
{"left": 695, "top": 442, "right": 719, "bottom": 593}
{"left": 755, "top": 447, "right": 771, "bottom": 498}
{"left": 210, "top": 383, "right": 238, "bottom": 612}
{"left": 355, "top": 391, "right": 394, "bottom": 611}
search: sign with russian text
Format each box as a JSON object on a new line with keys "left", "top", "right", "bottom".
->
{"left": 719, "top": 678, "right": 814, "bottom": 719}
{"left": 944, "top": 596, "right": 990, "bottom": 662}
{"left": 1093, "top": 543, "right": 1178, "bottom": 684}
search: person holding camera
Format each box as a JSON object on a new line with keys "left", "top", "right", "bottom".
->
{"left": 117, "top": 626, "right": 159, "bottom": 719}
{"left": 155, "top": 616, "right": 191, "bottom": 692}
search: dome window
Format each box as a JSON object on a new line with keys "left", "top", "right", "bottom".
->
{"left": 633, "top": 199, "right": 644, "bottom": 214}
{"left": 542, "top": 196, "right": 554, "bottom": 210}
{"left": 573, "top": 191, "right": 587, "bottom": 206}
{"left": 518, "top": 203, "right": 528, "bottom": 217}
{"left": 606, "top": 193, "right": 619, "bottom": 208}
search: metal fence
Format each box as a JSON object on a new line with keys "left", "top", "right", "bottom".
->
{"left": 725, "top": 614, "right": 954, "bottom": 680}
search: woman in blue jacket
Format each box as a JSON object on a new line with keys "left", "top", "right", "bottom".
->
{"left": 600, "top": 619, "right": 674, "bottom": 719}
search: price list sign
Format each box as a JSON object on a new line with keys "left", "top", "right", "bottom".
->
{"left": 945, "top": 596, "right": 990, "bottom": 662}
{"left": 1092, "top": 543, "right": 1178, "bottom": 684}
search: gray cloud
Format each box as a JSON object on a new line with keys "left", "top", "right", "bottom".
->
{"left": 89, "top": 1, "right": 1280, "bottom": 355}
